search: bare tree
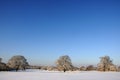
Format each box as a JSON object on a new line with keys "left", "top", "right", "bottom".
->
{"left": 47, "top": 66, "right": 58, "bottom": 71}
{"left": 56, "top": 55, "right": 73, "bottom": 72}
{"left": 97, "top": 56, "right": 117, "bottom": 71}
{"left": 118, "top": 66, "right": 120, "bottom": 72}
{"left": 0, "top": 58, "right": 9, "bottom": 71}
{"left": 7, "top": 55, "right": 29, "bottom": 71}
{"left": 80, "top": 66, "right": 86, "bottom": 71}
{"left": 0, "top": 58, "right": 2, "bottom": 63}
{"left": 86, "top": 65, "right": 97, "bottom": 71}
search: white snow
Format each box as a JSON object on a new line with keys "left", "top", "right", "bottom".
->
{"left": 0, "top": 69, "right": 120, "bottom": 80}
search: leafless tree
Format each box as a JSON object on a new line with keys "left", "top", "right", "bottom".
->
{"left": 73, "top": 66, "right": 79, "bottom": 71}
{"left": 7, "top": 55, "right": 29, "bottom": 71}
{"left": 80, "top": 66, "right": 86, "bottom": 71}
{"left": 118, "top": 66, "right": 120, "bottom": 72}
{"left": 56, "top": 55, "right": 73, "bottom": 72}
{"left": 0, "top": 58, "right": 2, "bottom": 63}
{"left": 86, "top": 65, "right": 96, "bottom": 71}
{"left": 97, "top": 56, "right": 117, "bottom": 71}
{"left": 47, "top": 66, "right": 58, "bottom": 71}
{"left": 0, "top": 58, "right": 9, "bottom": 71}
{"left": 41, "top": 66, "right": 47, "bottom": 70}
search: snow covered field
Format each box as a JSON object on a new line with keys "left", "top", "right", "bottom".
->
{"left": 0, "top": 69, "right": 120, "bottom": 80}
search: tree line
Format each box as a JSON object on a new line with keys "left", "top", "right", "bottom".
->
{"left": 0, "top": 55, "right": 120, "bottom": 72}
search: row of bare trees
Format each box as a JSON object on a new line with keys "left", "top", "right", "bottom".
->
{"left": 56, "top": 55, "right": 120, "bottom": 72}
{"left": 0, "top": 55, "right": 120, "bottom": 72}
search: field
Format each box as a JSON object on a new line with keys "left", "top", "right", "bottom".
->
{"left": 0, "top": 69, "right": 120, "bottom": 80}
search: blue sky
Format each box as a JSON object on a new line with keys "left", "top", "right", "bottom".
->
{"left": 0, "top": 0, "right": 120, "bottom": 66}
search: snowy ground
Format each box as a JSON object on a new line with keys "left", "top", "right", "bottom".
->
{"left": 0, "top": 69, "right": 120, "bottom": 80}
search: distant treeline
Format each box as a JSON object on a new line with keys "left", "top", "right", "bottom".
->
{"left": 0, "top": 55, "right": 120, "bottom": 72}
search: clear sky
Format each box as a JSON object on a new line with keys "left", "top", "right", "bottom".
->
{"left": 0, "top": 0, "right": 120, "bottom": 66}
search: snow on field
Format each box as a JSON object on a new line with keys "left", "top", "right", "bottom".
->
{"left": 0, "top": 69, "right": 120, "bottom": 80}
